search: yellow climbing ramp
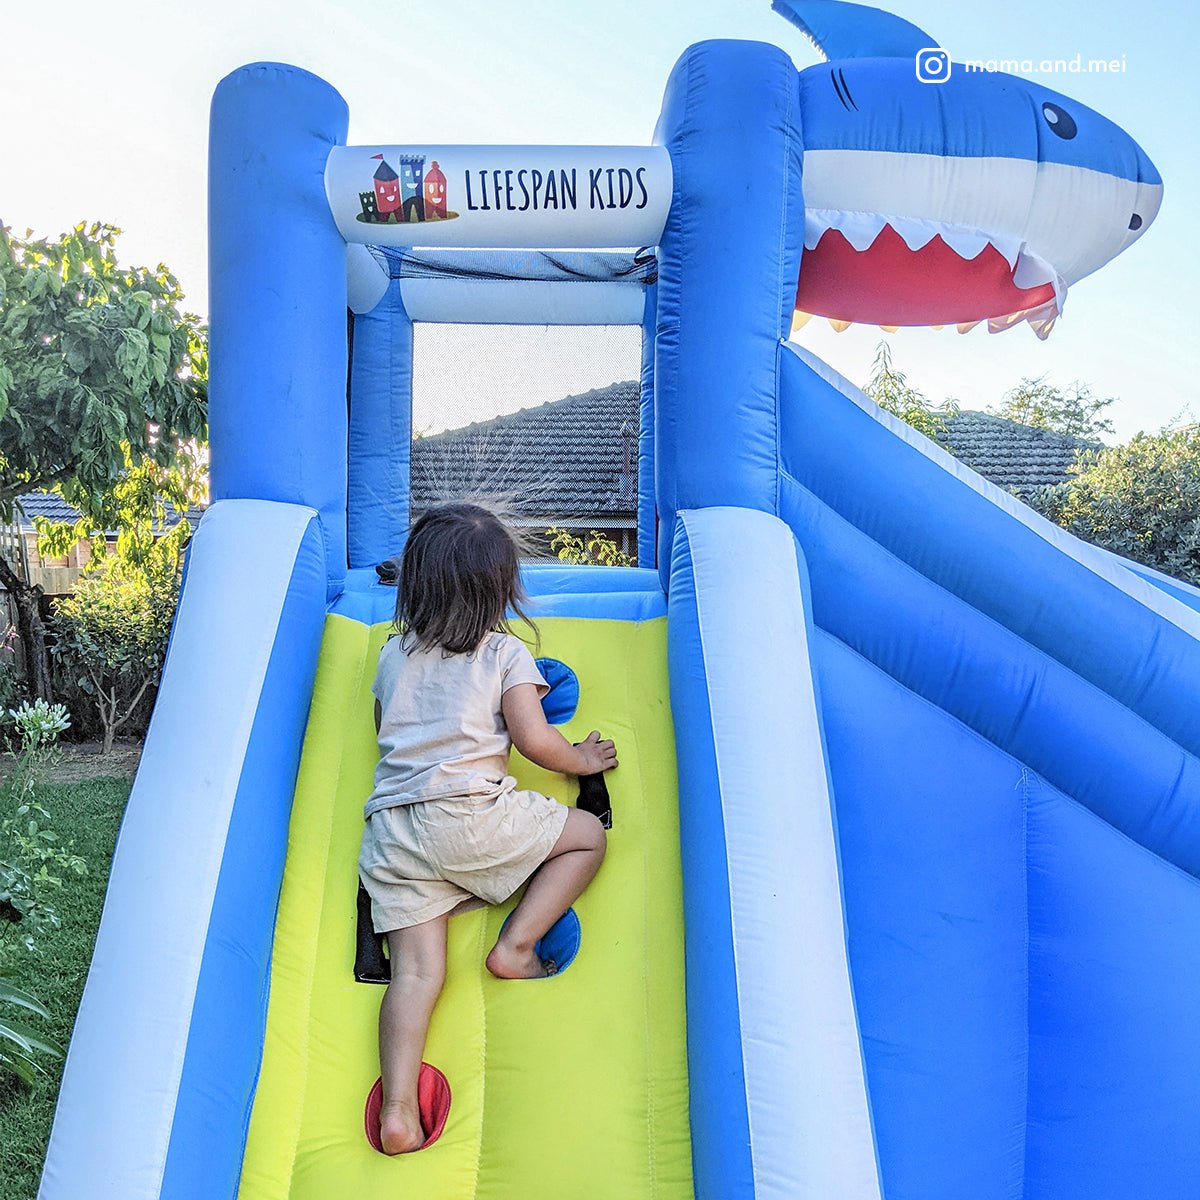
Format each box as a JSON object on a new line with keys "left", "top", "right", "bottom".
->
{"left": 237, "top": 612, "right": 694, "bottom": 1199}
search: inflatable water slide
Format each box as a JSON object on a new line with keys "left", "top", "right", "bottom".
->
{"left": 41, "top": 4, "right": 1200, "bottom": 1198}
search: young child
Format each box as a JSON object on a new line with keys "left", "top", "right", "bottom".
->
{"left": 359, "top": 501, "right": 616, "bottom": 1155}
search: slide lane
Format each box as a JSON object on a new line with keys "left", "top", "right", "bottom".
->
{"left": 775, "top": 344, "right": 1200, "bottom": 1199}
{"left": 237, "top": 588, "right": 693, "bottom": 1199}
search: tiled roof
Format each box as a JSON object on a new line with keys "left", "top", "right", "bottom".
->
{"left": 940, "top": 411, "right": 1096, "bottom": 497}
{"left": 411, "top": 381, "right": 640, "bottom": 520}
{"left": 15, "top": 492, "right": 207, "bottom": 535}
{"left": 413, "top": 384, "right": 1095, "bottom": 517}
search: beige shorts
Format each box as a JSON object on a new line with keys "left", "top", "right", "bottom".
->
{"left": 359, "top": 788, "right": 571, "bottom": 933}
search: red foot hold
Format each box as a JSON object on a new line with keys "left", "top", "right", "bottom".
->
{"left": 364, "top": 1062, "right": 452, "bottom": 1153}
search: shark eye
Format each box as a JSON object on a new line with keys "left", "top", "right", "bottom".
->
{"left": 1042, "top": 102, "right": 1077, "bottom": 140}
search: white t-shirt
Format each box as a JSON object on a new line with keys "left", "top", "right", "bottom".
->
{"left": 364, "top": 631, "right": 549, "bottom": 819}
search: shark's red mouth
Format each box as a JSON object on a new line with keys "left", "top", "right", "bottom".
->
{"left": 794, "top": 222, "right": 1061, "bottom": 338}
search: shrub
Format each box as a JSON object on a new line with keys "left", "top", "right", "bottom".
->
{"left": 547, "top": 528, "right": 634, "bottom": 567}
{"left": 51, "top": 555, "right": 178, "bottom": 753}
{"left": 0, "top": 698, "right": 79, "bottom": 1085}
{"left": 1, "top": 700, "right": 83, "bottom": 953}
{"left": 1029, "top": 425, "right": 1200, "bottom": 586}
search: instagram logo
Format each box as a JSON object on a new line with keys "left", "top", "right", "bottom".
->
{"left": 916, "top": 47, "right": 951, "bottom": 83}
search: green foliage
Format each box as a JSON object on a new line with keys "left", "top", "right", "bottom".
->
{"left": 0, "top": 222, "right": 207, "bottom": 526}
{"left": 862, "top": 341, "right": 959, "bottom": 444}
{"left": 1, "top": 700, "right": 82, "bottom": 954}
{"left": 43, "top": 451, "right": 196, "bottom": 743}
{"left": 51, "top": 555, "right": 179, "bottom": 753}
{"left": 0, "top": 222, "right": 206, "bottom": 703}
{"left": 990, "top": 376, "right": 1115, "bottom": 439}
{"left": 1030, "top": 425, "right": 1200, "bottom": 585}
{"left": 0, "top": 978, "right": 63, "bottom": 1087}
{"left": 34, "top": 446, "right": 203, "bottom": 572}
{"left": 547, "top": 528, "right": 634, "bottom": 567}
{"left": 0, "top": 702, "right": 79, "bottom": 1087}
{"left": 0, "top": 777, "right": 127, "bottom": 1159}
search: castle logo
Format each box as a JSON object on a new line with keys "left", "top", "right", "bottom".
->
{"left": 357, "top": 154, "right": 459, "bottom": 225}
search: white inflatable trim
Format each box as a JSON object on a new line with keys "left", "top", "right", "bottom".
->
{"left": 681, "top": 506, "right": 883, "bottom": 1200}
{"left": 399, "top": 276, "right": 645, "bottom": 325}
{"left": 346, "top": 243, "right": 390, "bottom": 315}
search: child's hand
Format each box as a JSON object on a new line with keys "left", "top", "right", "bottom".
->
{"left": 575, "top": 730, "right": 618, "bottom": 775}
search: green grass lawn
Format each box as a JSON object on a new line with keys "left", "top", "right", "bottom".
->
{"left": 0, "top": 777, "right": 131, "bottom": 1200}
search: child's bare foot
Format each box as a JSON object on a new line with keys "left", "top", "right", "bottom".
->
{"left": 379, "top": 1100, "right": 425, "bottom": 1154}
{"left": 485, "top": 938, "right": 553, "bottom": 979}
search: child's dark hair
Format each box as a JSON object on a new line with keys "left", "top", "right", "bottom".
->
{"left": 395, "top": 502, "right": 536, "bottom": 654}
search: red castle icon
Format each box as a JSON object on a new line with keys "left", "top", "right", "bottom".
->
{"left": 423, "top": 160, "right": 448, "bottom": 220}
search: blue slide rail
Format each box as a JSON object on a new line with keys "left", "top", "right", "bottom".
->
{"left": 668, "top": 506, "right": 881, "bottom": 1200}
{"left": 39, "top": 502, "right": 327, "bottom": 1200}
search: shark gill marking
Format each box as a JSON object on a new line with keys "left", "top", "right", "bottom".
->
{"left": 830, "top": 67, "right": 858, "bottom": 111}
{"left": 838, "top": 67, "right": 858, "bottom": 110}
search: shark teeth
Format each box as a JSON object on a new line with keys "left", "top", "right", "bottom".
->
{"left": 994, "top": 298, "right": 1060, "bottom": 340}
{"left": 800, "top": 208, "right": 1069, "bottom": 339}
{"left": 792, "top": 303, "right": 1060, "bottom": 339}
{"left": 804, "top": 208, "right": 1016, "bottom": 262}
{"left": 792, "top": 301, "right": 1060, "bottom": 340}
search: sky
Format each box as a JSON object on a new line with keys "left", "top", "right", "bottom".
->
{"left": 3, "top": 0, "right": 1197, "bottom": 441}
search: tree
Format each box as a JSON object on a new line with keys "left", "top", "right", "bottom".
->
{"left": 0, "top": 223, "right": 207, "bottom": 699}
{"left": 1029, "top": 425, "right": 1200, "bottom": 585}
{"left": 989, "top": 376, "right": 1115, "bottom": 439}
{"left": 862, "top": 341, "right": 959, "bottom": 445}
{"left": 35, "top": 446, "right": 205, "bottom": 572}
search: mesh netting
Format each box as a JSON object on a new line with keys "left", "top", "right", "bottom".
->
{"left": 369, "top": 246, "right": 658, "bottom": 286}
{"left": 410, "top": 323, "right": 643, "bottom": 559}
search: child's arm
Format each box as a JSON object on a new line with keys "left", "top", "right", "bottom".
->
{"left": 502, "top": 683, "right": 618, "bottom": 776}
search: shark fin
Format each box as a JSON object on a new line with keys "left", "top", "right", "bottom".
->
{"left": 771, "top": 0, "right": 939, "bottom": 60}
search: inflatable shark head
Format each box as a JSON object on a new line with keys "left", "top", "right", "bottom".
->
{"left": 774, "top": 0, "right": 1163, "bottom": 338}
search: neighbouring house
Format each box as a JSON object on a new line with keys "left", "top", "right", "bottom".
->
{"left": 411, "top": 381, "right": 1096, "bottom": 562}
{"left": 411, "top": 380, "right": 642, "bottom": 556}
{"left": 936, "top": 410, "right": 1100, "bottom": 501}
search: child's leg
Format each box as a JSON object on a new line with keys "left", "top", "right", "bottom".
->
{"left": 378, "top": 913, "right": 449, "bottom": 1154}
{"left": 486, "top": 808, "right": 606, "bottom": 980}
